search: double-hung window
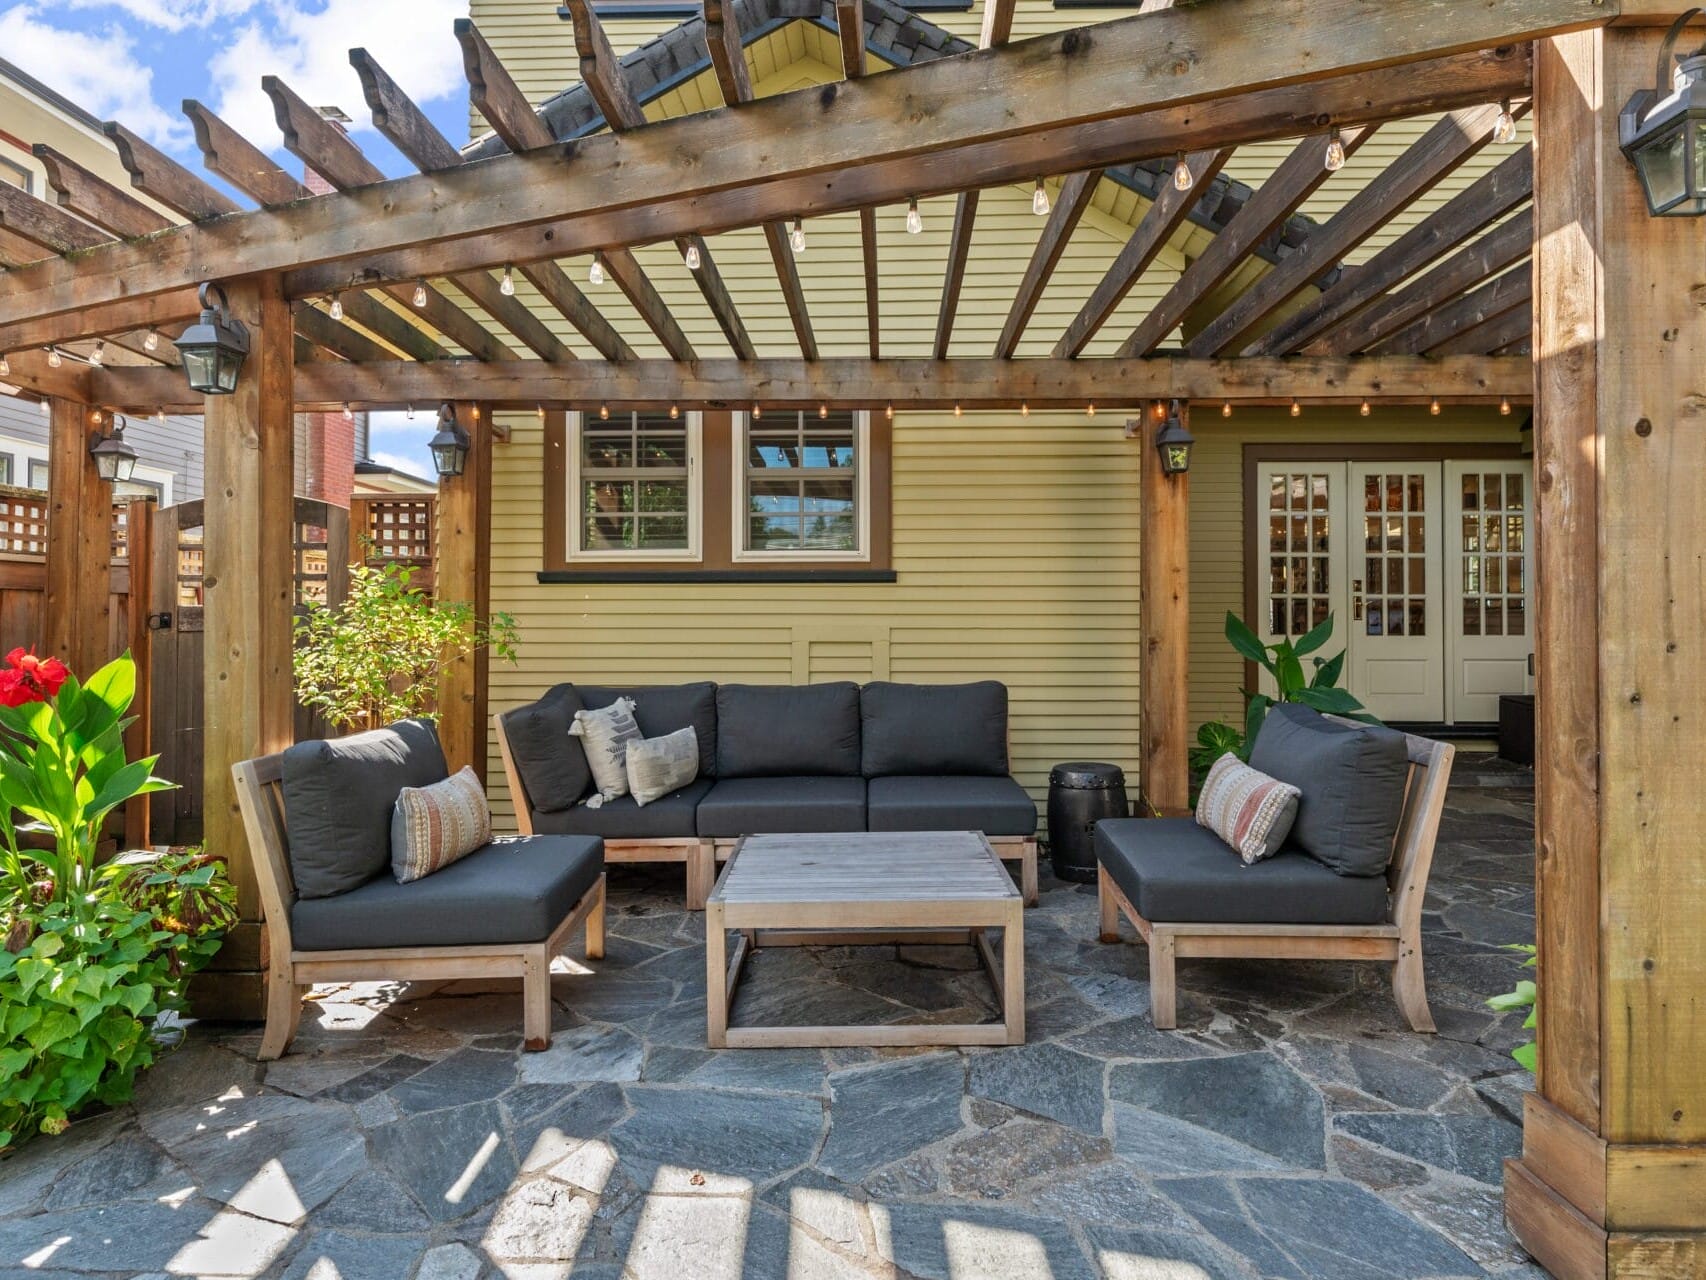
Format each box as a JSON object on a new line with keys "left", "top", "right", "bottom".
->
{"left": 568, "top": 410, "right": 701, "bottom": 561}
{"left": 735, "top": 410, "right": 868, "bottom": 560}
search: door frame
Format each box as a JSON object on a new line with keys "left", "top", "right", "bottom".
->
{"left": 1240, "top": 443, "right": 1527, "bottom": 716}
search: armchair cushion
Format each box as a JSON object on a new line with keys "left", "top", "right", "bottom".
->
{"left": 498, "top": 684, "right": 589, "bottom": 813}
{"left": 580, "top": 682, "right": 719, "bottom": 778}
{"left": 696, "top": 776, "right": 866, "bottom": 836}
{"left": 1095, "top": 817, "right": 1389, "bottom": 925}
{"left": 291, "top": 834, "right": 604, "bottom": 950}
{"left": 282, "top": 718, "right": 448, "bottom": 900}
{"left": 860, "top": 681, "right": 1009, "bottom": 777}
{"left": 866, "top": 775, "right": 1037, "bottom": 836}
{"left": 532, "top": 778, "right": 711, "bottom": 840}
{"left": 715, "top": 683, "right": 861, "bottom": 777}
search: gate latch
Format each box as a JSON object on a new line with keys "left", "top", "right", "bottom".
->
{"left": 146, "top": 611, "right": 173, "bottom": 631}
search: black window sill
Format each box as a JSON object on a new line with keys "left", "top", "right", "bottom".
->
{"left": 538, "top": 568, "right": 898, "bottom": 585}
{"left": 901, "top": 0, "right": 975, "bottom": 9}
{"left": 571, "top": 3, "right": 702, "bottom": 19}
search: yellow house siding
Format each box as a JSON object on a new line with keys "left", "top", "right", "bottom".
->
{"left": 1187, "top": 407, "right": 1527, "bottom": 735}
{"left": 486, "top": 409, "right": 1145, "bottom": 830}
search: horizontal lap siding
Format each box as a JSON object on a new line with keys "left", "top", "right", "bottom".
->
{"left": 487, "top": 411, "right": 1143, "bottom": 829}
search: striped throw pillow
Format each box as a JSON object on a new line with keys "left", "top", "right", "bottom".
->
{"left": 1195, "top": 753, "right": 1302, "bottom": 865}
{"left": 391, "top": 766, "right": 493, "bottom": 884}
{"left": 569, "top": 697, "right": 642, "bottom": 807}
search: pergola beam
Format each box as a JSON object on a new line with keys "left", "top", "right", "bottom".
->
{"left": 34, "top": 145, "right": 172, "bottom": 239}
{"left": 836, "top": 0, "right": 866, "bottom": 78}
{"left": 0, "top": 183, "right": 108, "bottom": 254}
{"left": 997, "top": 169, "right": 1100, "bottom": 359}
{"left": 1372, "top": 263, "right": 1532, "bottom": 355}
{"left": 0, "top": 0, "right": 1578, "bottom": 326}
{"left": 834, "top": 0, "right": 879, "bottom": 356}
{"left": 88, "top": 353, "right": 1532, "bottom": 413}
{"left": 103, "top": 121, "right": 244, "bottom": 221}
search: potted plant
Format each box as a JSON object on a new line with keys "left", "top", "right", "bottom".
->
{"left": 0, "top": 648, "right": 234, "bottom": 1150}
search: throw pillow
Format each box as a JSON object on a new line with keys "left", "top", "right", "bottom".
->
{"left": 570, "top": 696, "right": 642, "bottom": 806}
{"left": 626, "top": 727, "right": 700, "bottom": 806}
{"left": 390, "top": 766, "right": 492, "bottom": 884}
{"left": 1194, "top": 753, "right": 1303, "bottom": 865}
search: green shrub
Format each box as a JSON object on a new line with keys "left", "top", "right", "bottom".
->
{"left": 1487, "top": 943, "right": 1538, "bottom": 1072}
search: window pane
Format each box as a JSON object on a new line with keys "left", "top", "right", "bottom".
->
{"left": 744, "top": 412, "right": 859, "bottom": 552}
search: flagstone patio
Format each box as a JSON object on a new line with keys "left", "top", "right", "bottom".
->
{"left": 0, "top": 766, "right": 1542, "bottom": 1280}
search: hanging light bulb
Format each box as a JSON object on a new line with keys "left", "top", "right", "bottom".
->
{"left": 818, "top": 403, "right": 828, "bottom": 419}
{"left": 1290, "top": 399, "right": 1302, "bottom": 418}
{"left": 791, "top": 218, "right": 807, "bottom": 255}
{"left": 537, "top": 404, "right": 546, "bottom": 421}
{"left": 752, "top": 404, "right": 762, "bottom": 421}
{"left": 1360, "top": 399, "right": 1372, "bottom": 417}
{"left": 905, "top": 197, "right": 923, "bottom": 235}
{"left": 1221, "top": 401, "right": 1232, "bottom": 419}
{"left": 1171, "top": 152, "right": 1193, "bottom": 191}
{"left": 1020, "top": 402, "right": 1029, "bottom": 418}
{"left": 471, "top": 405, "right": 481, "bottom": 421}
{"left": 143, "top": 329, "right": 159, "bottom": 353}
{"left": 884, "top": 403, "right": 894, "bottom": 420}
{"left": 669, "top": 404, "right": 680, "bottom": 420}
{"left": 1493, "top": 99, "right": 1518, "bottom": 145}
{"left": 343, "top": 402, "right": 354, "bottom": 421}
{"left": 1500, "top": 397, "right": 1512, "bottom": 416}
{"left": 46, "top": 347, "right": 61, "bottom": 368}
{"left": 500, "top": 265, "right": 516, "bottom": 297}
{"left": 1032, "top": 178, "right": 1050, "bottom": 216}
{"left": 953, "top": 403, "right": 962, "bottom": 418}
{"left": 0, "top": 353, "right": 9, "bottom": 377}
{"left": 89, "top": 340, "right": 105, "bottom": 368}
{"left": 589, "top": 255, "right": 605, "bottom": 286}
{"left": 412, "top": 279, "right": 428, "bottom": 308}
{"left": 155, "top": 408, "right": 166, "bottom": 424}
{"left": 89, "top": 407, "right": 103, "bottom": 426}
{"left": 407, "top": 404, "right": 416, "bottom": 420}
{"left": 329, "top": 292, "right": 344, "bottom": 321}
{"left": 1430, "top": 397, "right": 1442, "bottom": 416}
{"left": 1324, "top": 127, "right": 1347, "bottom": 173}
{"left": 1086, "top": 403, "right": 1096, "bottom": 417}
{"left": 683, "top": 241, "right": 702, "bottom": 271}
{"left": 599, "top": 404, "right": 610, "bottom": 421}
{"left": 38, "top": 399, "right": 49, "bottom": 415}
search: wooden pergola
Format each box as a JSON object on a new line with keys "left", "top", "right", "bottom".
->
{"left": 0, "top": 1, "right": 1700, "bottom": 1274}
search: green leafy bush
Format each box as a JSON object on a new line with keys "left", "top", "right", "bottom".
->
{"left": 0, "top": 651, "right": 233, "bottom": 1150}
{"left": 1487, "top": 943, "right": 1538, "bottom": 1072}
{"left": 295, "top": 557, "right": 518, "bottom": 733}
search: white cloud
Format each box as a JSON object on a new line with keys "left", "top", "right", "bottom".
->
{"left": 0, "top": 4, "right": 187, "bottom": 147}
{"left": 367, "top": 448, "right": 431, "bottom": 478}
{"left": 207, "top": 0, "right": 466, "bottom": 153}
{"left": 58, "top": 0, "right": 261, "bottom": 35}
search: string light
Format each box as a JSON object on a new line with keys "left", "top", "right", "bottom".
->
{"left": 155, "top": 408, "right": 166, "bottom": 423}
{"left": 599, "top": 404, "right": 610, "bottom": 420}
{"left": 905, "top": 197, "right": 923, "bottom": 235}
{"left": 791, "top": 219, "right": 807, "bottom": 255}
{"left": 39, "top": 399, "right": 49, "bottom": 415}
{"left": 953, "top": 403, "right": 962, "bottom": 418}
{"left": 1430, "top": 397, "right": 1442, "bottom": 416}
{"left": 536, "top": 404, "right": 546, "bottom": 421}
{"left": 1324, "top": 128, "right": 1347, "bottom": 173}
{"left": 1086, "top": 403, "right": 1096, "bottom": 417}
{"left": 471, "top": 405, "right": 481, "bottom": 421}
{"left": 752, "top": 404, "right": 762, "bottom": 421}
{"left": 589, "top": 255, "right": 605, "bottom": 286}
{"left": 669, "top": 404, "right": 680, "bottom": 420}
{"left": 0, "top": 353, "right": 9, "bottom": 377}
{"left": 1493, "top": 99, "right": 1518, "bottom": 145}
{"left": 407, "top": 404, "right": 416, "bottom": 420}
{"left": 1171, "top": 152, "right": 1193, "bottom": 191}
{"left": 329, "top": 292, "right": 344, "bottom": 321}
{"left": 412, "top": 279, "right": 428, "bottom": 308}
{"left": 46, "top": 347, "right": 61, "bottom": 369}
{"left": 884, "top": 403, "right": 894, "bottom": 421}
{"left": 342, "top": 402, "right": 354, "bottom": 421}
{"left": 89, "top": 340, "right": 105, "bottom": 368}
{"left": 143, "top": 329, "right": 159, "bottom": 353}
{"left": 818, "top": 403, "right": 829, "bottom": 419}
{"left": 89, "top": 407, "right": 103, "bottom": 426}
{"left": 683, "top": 241, "right": 702, "bottom": 271}
{"left": 1221, "top": 401, "right": 1232, "bottom": 419}
{"left": 1290, "top": 399, "right": 1302, "bottom": 418}
{"left": 1032, "top": 178, "right": 1050, "bottom": 216}
{"left": 1500, "top": 397, "right": 1512, "bottom": 416}
{"left": 1020, "top": 402, "right": 1029, "bottom": 418}
{"left": 1360, "top": 399, "right": 1372, "bottom": 417}
{"left": 500, "top": 265, "right": 516, "bottom": 297}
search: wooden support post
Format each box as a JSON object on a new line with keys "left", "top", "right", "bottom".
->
{"left": 199, "top": 275, "right": 294, "bottom": 1021}
{"left": 1506, "top": 24, "right": 1706, "bottom": 1280}
{"left": 435, "top": 403, "right": 492, "bottom": 781}
{"left": 1139, "top": 400, "right": 1189, "bottom": 813}
{"left": 43, "top": 398, "right": 112, "bottom": 677}
{"left": 123, "top": 497, "right": 154, "bottom": 850}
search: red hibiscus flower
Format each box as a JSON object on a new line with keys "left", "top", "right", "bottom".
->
{"left": 0, "top": 668, "right": 38, "bottom": 708}
{"left": 1, "top": 648, "right": 70, "bottom": 705}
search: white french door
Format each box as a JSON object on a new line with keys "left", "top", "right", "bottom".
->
{"left": 1254, "top": 458, "right": 1532, "bottom": 725}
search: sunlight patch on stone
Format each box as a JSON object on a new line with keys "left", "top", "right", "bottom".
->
{"left": 166, "top": 1206, "right": 296, "bottom": 1277}
{"left": 624, "top": 1184, "right": 753, "bottom": 1278}
{"left": 1099, "top": 1251, "right": 1214, "bottom": 1280}
{"left": 445, "top": 1130, "right": 503, "bottom": 1205}
{"left": 227, "top": 1158, "right": 309, "bottom": 1225}
{"left": 944, "top": 1220, "right": 1053, "bottom": 1278}
{"left": 21, "top": 1235, "right": 70, "bottom": 1268}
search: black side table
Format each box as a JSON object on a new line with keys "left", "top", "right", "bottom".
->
{"left": 1047, "top": 762, "right": 1129, "bottom": 883}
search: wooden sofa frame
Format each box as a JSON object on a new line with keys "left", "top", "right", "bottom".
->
{"left": 233, "top": 751, "right": 606, "bottom": 1061}
{"left": 494, "top": 712, "right": 1038, "bottom": 910}
{"left": 1097, "top": 730, "right": 1455, "bottom": 1032}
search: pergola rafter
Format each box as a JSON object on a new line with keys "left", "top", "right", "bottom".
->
{"left": 1373, "top": 261, "right": 1533, "bottom": 355}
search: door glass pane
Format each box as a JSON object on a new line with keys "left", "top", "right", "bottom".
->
{"left": 1270, "top": 516, "right": 1287, "bottom": 553}
{"left": 1266, "top": 472, "right": 1334, "bottom": 637}
{"left": 1408, "top": 600, "right": 1427, "bottom": 637}
{"left": 1507, "top": 600, "right": 1526, "bottom": 636}
{"left": 1462, "top": 474, "right": 1480, "bottom": 511}
{"left": 1387, "top": 602, "right": 1406, "bottom": 636}
{"left": 1364, "top": 476, "right": 1381, "bottom": 513}
{"left": 1407, "top": 474, "right": 1426, "bottom": 511}
{"left": 1367, "top": 558, "right": 1383, "bottom": 593}
{"left": 1485, "top": 601, "right": 1505, "bottom": 636}
{"left": 1409, "top": 557, "right": 1426, "bottom": 595}
{"left": 1271, "top": 558, "right": 1287, "bottom": 593}
{"left": 1463, "top": 599, "right": 1481, "bottom": 636}
{"left": 1457, "top": 467, "right": 1531, "bottom": 645}
{"left": 1386, "top": 475, "right": 1403, "bottom": 512}
{"left": 1483, "top": 474, "right": 1502, "bottom": 509}
{"left": 1270, "top": 476, "right": 1286, "bottom": 510}
{"left": 1311, "top": 476, "right": 1329, "bottom": 511}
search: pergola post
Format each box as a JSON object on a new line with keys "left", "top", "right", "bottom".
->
{"left": 435, "top": 402, "right": 492, "bottom": 781}
{"left": 1507, "top": 24, "right": 1706, "bottom": 1279}
{"left": 43, "top": 397, "right": 111, "bottom": 678}
{"left": 1139, "top": 400, "right": 1190, "bottom": 813}
{"left": 199, "top": 275, "right": 294, "bottom": 1020}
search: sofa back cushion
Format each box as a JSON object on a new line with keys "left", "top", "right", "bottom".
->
{"left": 580, "top": 682, "right": 718, "bottom": 778}
{"left": 1247, "top": 702, "right": 1410, "bottom": 877}
{"left": 498, "top": 683, "right": 589, "bottom": 813}
{"left": 716, "top": 683, "right": 862, "bottom": 777}
{"left": 860, "top": 681, "right": 1009, "bottom": 777}
{"left": 282, "top": 718, "right": 449, "bottom": 900}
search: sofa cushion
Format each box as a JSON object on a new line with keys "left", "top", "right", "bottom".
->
{"left": 1248, "top": 703, "right": 1411, "bottom": 877}
{"left": 498, "top": 684, "right": 589, "bottom": 813}
{"left": 866, "top": 775, "right": 1037, "bottom": 836}
{"left": 696, "top": 776, "right": 866, "bottom": 837}
{"left": 533, "top": 778, "right": 712, "bottom": 840}
{"left": 581, "top": 683, "right": 718, "bottom": 778}
{"left": 291, "top": 834, "right": 603, "bottom": 950}
{"left": 715, "top": 683, "right": 861, "bottom": 778}
{"left": 860, "top": 681, "right": 1008, "bottom": 777}
{"left": 282, "top": 718, "right": 448, "bottom": 900}
{"left": 1095, "top": 817, "right": 1389, "bottom": 925}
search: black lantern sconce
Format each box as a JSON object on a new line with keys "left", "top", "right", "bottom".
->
{"left": 428, "top": 402, "right": 471, "bottom": 478}
{"left": 175, "top": 283, "right": 250, "bottom": 395}
{"left": 1154, "top": 399, "right": 1195, "bottom": 476}
{"left": 1620, "top": 9, "right": 1706, "bottom": 217}
{"left": 89, "top": 414, "right": 139, "bottom": 485}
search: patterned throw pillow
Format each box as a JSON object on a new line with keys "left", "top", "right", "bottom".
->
{"left": 390, "top": 766, "right": 493, "bottom": 884}
{"left": 626, "top": 727, "right": 700, "bottom": 806}
{"left": 1194, "top": 753, "right": 1303, "bottom": 865}
{"left": 569, "top": 696, "right": 642, "bottom": 807}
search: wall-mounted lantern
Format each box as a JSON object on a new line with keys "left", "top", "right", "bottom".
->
{"left": 175, "top": 283, "right": 250, "bottom": 395}
{"left": 1154, "top": 399, "right": 1195, "bottom": 476}
{"left": 89, "top": 414, "right": 138, "bottom": 484}
{"left": 1620, "top": 9, "right": 1706, "bottom": 216}
{"left": 428, "top": 402, "right": 470, "bottom": 478}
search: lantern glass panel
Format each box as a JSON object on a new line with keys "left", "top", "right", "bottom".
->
{"left": 180, "top": 345, "right": 221, "bottom": 394}
{"left": 215, "top": 348, "right": 244, "bottom": 393}
{"left": 1636, "top": 120, "right": 1689, "bottom": 212}
{"left": 430, "top": 439, "right": 467, "bottom": 477}
{"left": 1163, "top": 442, "right": 1191, "bottom": 474}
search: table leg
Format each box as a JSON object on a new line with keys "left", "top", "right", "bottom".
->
{"left": 706, "top": 900, "right": 728, "bottom": 1048}
{"left": 1003, "top": 903, "right": 1025, "bottom": 1044}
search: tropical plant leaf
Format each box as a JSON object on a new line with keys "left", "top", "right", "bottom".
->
{"left": 1223, "top": 612, "right": 1271, "bottom": 668}
{"left": 1293, "top": 613, "right": 1335, "bottom": 657}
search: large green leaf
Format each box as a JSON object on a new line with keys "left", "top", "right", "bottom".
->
{"left": 1223, "top": 612, "right": 1271, "bottom": 668}
{"left": 1292, "top": 686, "right": 1366, "bottom": 716}
{"left": 1310, "top": 649, "right": 1347, "bottom": 689}
{"left": 81, "top": 655, "right": 135, "bottom": 718}
{"left": 1244, "top": 694, "right": 1273, "bottom": 749}
{"left": 1272, "top": 646, "right": 1306, "bottom": 696}
{"left": 1293, "top": 613, "right": 1336, "bottom": 657}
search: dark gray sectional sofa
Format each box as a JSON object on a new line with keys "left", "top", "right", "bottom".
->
{"left": 494, "top": 680, "right": 1039, "bottom": 909}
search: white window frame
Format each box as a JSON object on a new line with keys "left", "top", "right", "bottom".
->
{"left": 566, "top": 409, "right": 703, "bottom": 562}
{"left": 731, "top": 410, "right": 870, "bottom": 563}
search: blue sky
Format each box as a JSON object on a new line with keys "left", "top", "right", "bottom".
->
{"left": 2, "top": 0, "right": 493, "bottom": 476}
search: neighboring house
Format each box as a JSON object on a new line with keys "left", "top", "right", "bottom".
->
{"left": 454, "top": 0, "right": 1533, "bottom": 825}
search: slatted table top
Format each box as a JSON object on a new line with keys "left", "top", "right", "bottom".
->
{"left": 711, "top": 831, "right": 1020, "bottom": 906}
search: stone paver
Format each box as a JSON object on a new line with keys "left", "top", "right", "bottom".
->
{"left": 0, "top": 772, "right": 1542, "bottom": 1278}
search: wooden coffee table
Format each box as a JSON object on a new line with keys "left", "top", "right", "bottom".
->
{"left": 705, "top": 831, "right": 1024, "bottom": 1049}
